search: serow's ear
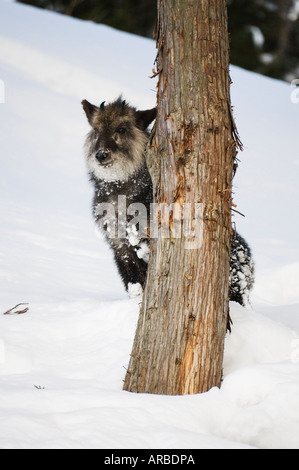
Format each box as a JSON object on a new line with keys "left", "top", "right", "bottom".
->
{"left": 135, "top": 107, "right": 157, "bottom": 131}
{"left": 81, "top": 99, "right": 98, "bottom": 126}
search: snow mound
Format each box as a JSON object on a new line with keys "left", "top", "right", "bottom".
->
{"left": 224, "top": 303, "right": 297, "bottom": 375}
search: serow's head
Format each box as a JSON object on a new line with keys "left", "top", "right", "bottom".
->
{"left": 82, "top": 97, "right": 156, "bottom": 182}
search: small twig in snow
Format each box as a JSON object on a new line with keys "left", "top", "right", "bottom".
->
{"left": 3, "top": 303, "right": 29, "bottom": 315}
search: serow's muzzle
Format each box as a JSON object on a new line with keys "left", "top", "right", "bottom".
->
{"left": 95, "top": 149, "right": 111, "bottom": 164}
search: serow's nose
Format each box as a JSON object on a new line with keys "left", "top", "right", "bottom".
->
{"left": 95, "top": 149, "right": 110, "bottom": 163}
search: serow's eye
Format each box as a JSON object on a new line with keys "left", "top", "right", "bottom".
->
{"left": 117, "top": 127, "right": 126, "bottom": 135}
{"left": 93, "top": 128, "right": 99, "bottom": 136}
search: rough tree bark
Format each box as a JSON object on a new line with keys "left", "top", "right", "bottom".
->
{"left": 123, "top": 0, "right": 241, "bottom": 395}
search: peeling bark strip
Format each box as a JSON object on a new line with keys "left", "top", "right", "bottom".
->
{"left": 123, "top": 0, "right": 241, "bottom": 395}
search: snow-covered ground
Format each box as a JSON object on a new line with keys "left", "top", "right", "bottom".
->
{"left": 1, "top": 0, "right": 299, "bottom": 449}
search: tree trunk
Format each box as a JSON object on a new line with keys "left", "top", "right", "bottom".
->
{"left": 123, "top": 0, "right": 240, "bottom": 395}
